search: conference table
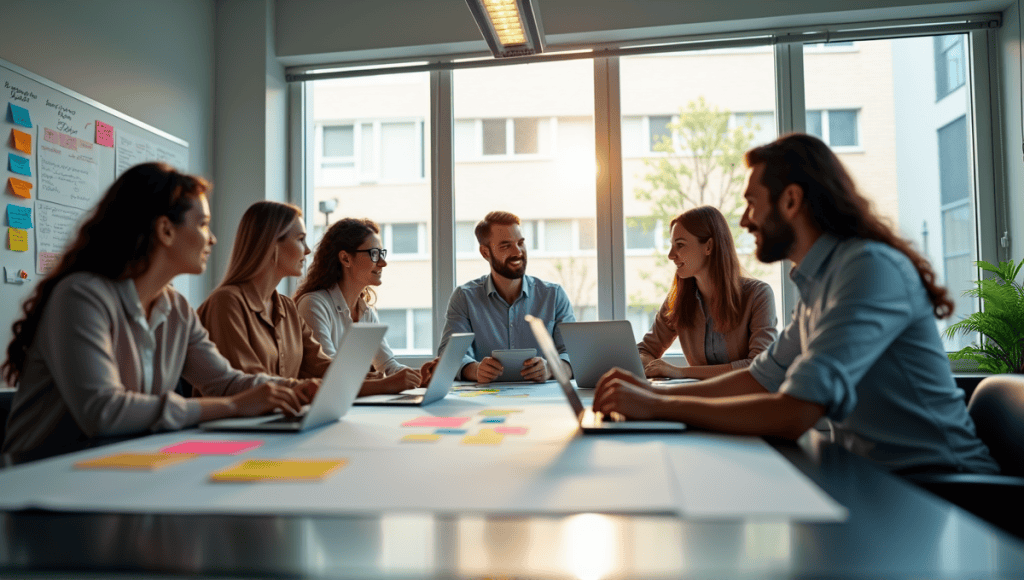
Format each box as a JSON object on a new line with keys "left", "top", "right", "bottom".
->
{"left": 1, "top": 381, "right": 1022, "bottom": 579}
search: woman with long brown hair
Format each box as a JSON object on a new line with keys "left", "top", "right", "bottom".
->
{"left": 638, "top": 205, "right": 778, "bottom": 380}
{"left": 2, "top": 163, "right": 307, "bottom": 459}
{"left": 197, "top": 201, "right": 334, "bottom": 383}
{"left": 295, "top": 218, "right": 431, "bottom": 396}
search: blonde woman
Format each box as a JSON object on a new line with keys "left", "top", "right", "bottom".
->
{"left": 197, "top": 201, "right": 332, "bottom": 382}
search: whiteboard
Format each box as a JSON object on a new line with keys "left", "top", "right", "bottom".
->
{"left": 1, "top": 57, "right": 189, "bottom": 350}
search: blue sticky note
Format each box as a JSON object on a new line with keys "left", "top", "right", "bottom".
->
{"left": 8, "top": 103, "right": 31, "bottom": 128}
{"left": 8, "top": 153, "right": 30, "bottom": 176}
{"left": 480, "top": 417, "right": 506, "bottom": 423}
{"left": 434, "top": 428, "right": 468, "bottom": 435}
{"left": 7, "top": 205, "right": 32, "bottom": 229}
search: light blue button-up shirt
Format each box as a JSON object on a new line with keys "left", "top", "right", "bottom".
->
{"left": 749, "top": 234, "right": 998, "bottom": 474}
{"left": 439, "top": 274, "right": 576, "bottom": 375}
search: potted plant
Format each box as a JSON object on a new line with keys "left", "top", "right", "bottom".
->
{"left": 945, "top": 259, "right": 1024, "bottom": 373}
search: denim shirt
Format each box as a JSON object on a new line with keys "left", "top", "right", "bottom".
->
{"left": 749, "top": 234, "right": 998, "bottom": 473}
{"left": 439, "top": 274, "right": 576, "bottom": 376}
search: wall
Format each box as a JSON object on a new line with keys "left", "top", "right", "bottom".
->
{"left": 0, "top": 0, "right": 216, "bottom": 350}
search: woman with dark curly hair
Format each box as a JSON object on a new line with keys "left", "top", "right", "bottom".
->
{"left": 295, "top": 218, "right": 434, "bottom": 396}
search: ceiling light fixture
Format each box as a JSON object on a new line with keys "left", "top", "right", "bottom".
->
{"left": 465, "top": 0, "right": 545, "bottom": 58}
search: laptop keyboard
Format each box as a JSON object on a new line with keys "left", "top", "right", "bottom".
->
{"left": 594, "top": 411, "right": 627, "bottom": 424}
{"left": 390, "top": 394, "right": 421, "bottom": 402}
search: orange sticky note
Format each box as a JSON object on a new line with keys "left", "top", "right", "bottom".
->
{"left": 210, "top": 458, "right": 348, "bottom": 482}
{"left": 401, "top": 434, "right": 442, "bottom": 443}
{"left": 75, "top": 452, "right": 198, "bottom": 470}
{"left": 8, "top": 228, "right": 27, "bottom": 251}
{"left": 8, "top": 177, "right": 32, "bottom": 199}
{"left": 11, "top": 129, "right": 31, "bottom": 154}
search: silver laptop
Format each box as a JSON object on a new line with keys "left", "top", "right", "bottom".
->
{"left": 560, "top": 320, "right": 648, "bottom": 389}
{"left": 527, "top": 316, "right": 686, "bottom": 434}
{"left": 200, "top": 323, "right": 387, "bottom": 432}
{"left": 354, "top": 333, "right": 474, "bottom": 406}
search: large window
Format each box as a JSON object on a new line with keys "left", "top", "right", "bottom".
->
{"left": 620, "top": 50, "right": 781, "bottom": 350}
{"left": 301, "top": 27, "right": 996, "bottom": 362}
{"left": 308, "top": 73, "right": 433, "bottom": 355}
{"left": 453, "top": 60, "right": 598, "bottom": 323}
{"left": 805, "top": 35, "right": 976, "bottom": 349}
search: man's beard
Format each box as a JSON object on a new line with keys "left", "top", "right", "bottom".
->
{"left": 491, "top": 252, "right": 527, "bottom": 279}
{"left": 753, "top": 204, "right": 796, "bottom": 263}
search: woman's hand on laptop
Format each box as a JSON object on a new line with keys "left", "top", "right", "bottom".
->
{"left": 380, "top": 367, "right": 422, "bottom": 393}
{"left": 419, "top": 358, "right": 439, "bottom": 386}
{"left": 593, "top": 368, "right": 661, "bottom": 420}
{"left": 521, "top": 357, "right": 548, "bottom": 382}
{"left": 231, "top": 382, "right": 304, "bottom": 417}
{"left": 291, "top": 379, "right": 321, "bottom": 404}
{"left": 644, "top": 359, "right": 684, "bottom": 379}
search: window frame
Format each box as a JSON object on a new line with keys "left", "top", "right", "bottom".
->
{"left": 314, "top": 118, "right": 427, "bottom": 186}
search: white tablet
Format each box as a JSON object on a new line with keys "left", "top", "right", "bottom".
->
{"left": 490, "top": 348, "right": 537, "bottom": 382}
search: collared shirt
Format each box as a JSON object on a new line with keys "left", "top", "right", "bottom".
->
{"left": 295, "top": 286, "right": 405, "bottom": 375}
{"left": 638, "top": 278, "right": 777, "bottom": 369}
{"left": 3, "top": 274, "right": 274, "bottom": 456}
{"left": 197, "top": 281, "right": 332, "bottom": 380}
{"left": 749, "top": 234, "right": 998, "bottom": 474}
{"left": 439, "top": 274, "right": 576, "bottom": 375}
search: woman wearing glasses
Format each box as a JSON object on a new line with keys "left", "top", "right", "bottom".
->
{"left": 295, "top": 218, "right": 430, "bottom": 396}
{"left": 197, "top": 201, "right": 334, "bottom": 384}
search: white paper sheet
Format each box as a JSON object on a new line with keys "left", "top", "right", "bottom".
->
{"left": 665, "top": 433, "right": 847, "bottom": 521}
{"left": 36, "top": 134, "right": 100, "bottom": 210}
{"left": 115, "top": 132, "right": 189, "bottom": 178}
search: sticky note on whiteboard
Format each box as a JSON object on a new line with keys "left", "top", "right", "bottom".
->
{"left": 7, "top": 204, "right": 32, "bottom": 229}
{"left": 11, "top": 129, "right": 31, "bottom": 154}
{"left": 8, "top": 228, "right": 28, "bottom": 251}
{"left": 7, "top": 103, "right": 31, "bottom": 128}
{"left": 96, "top": 121, "right": 114, "bottom": 147}
{"left": 7, "top": 177, "right": 32, "bottom": 199}
{"left": 8, "top": 153, "right": 31, "bottom": 176}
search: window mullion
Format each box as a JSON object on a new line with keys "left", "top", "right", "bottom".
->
{"left": 430, "top": 69, "right": 455, "bottom": 350}
{"left": 775, "top": 41, "right": 804, "bottom": 323}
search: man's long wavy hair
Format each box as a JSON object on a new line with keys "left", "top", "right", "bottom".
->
{"left": 294, "top": 218, "right": 380, "bottom": 306}
{"left": 746, "top": 133, "right": 953, "bottom": 319}
{"left": 3, "top": 162, "right": 208, "bottom": 386}
{"left": 666, "top": 206, "right": 745, "bottom": 332}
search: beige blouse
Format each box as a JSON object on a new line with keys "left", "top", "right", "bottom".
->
{"left": 638, "top": 277, "right": 778, "bottom": 369}
{"left": 197, "top": 282, "right": 332, "bottom": 381}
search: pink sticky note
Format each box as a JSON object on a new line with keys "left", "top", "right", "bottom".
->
{"left": 402, "top": 416, "right": 471, "bottom": 428}
{"left": 37, "top": 251, "right": 58, "bottom": 273}
{"left": 43, "top": 128, "right": 60, "bottom": 145}
{"left": 96, "top": 121, "right": 114, "bottom": 147}
{"left": 160, "top": 440, "right": 264, "bottom": 455}
{"left": 494, "top": 427, "right": 528, "bottom": 435}
{"left": 58, "top": 133, "right": 78, "bottom": 151}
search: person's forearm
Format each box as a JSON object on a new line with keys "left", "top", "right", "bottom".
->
{"left": 461, "top": 362, "right": 478, "bottom": 382}
{"left": 197, "top": 397, "right": 238, "bottom": 422}
{"left": 659, "top": 368, "right": 765, "bottom": 397}
{"left": 678, "top": 363, "right": 738, "bottom": 380}
{"left": 651, "top": 392, "right": 823, "bottom": 439}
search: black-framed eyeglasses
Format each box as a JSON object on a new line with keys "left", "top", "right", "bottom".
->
{"left": 354, "top": 248, "right": 387, "bottom": 262}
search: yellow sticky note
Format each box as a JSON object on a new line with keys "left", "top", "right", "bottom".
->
{"left": 402, "top": 434, "right": 442, "bottom": 443}
{"left": 459, "top": 392, "right": 486, "bottom": 397}
{"left": 7, "top": 177, "right": 31, "bottom": 199}
{"left": 8, "top": 228, "right": 27, "bottom": 251}
{"left": 11, "top": 129, "right": 31, "bottom": 154}
{"left": 75, "top": 452, "right": 198, "bottom": 470}
{"left": 478, "top": 409, "right": 523, "bottom": 417}
{"left": 462, "top": 428, "right": 505, "bottom": 445}
{"left": 210, "top": 458, "right": 347, "bottom": 482}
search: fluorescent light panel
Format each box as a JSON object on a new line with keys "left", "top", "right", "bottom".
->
{"left": 466, "top": 0, "right": 545, "bottom": 58}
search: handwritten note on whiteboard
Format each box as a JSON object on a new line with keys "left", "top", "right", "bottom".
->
{"left": 34, "top": 200, "right": 85, "bottom": 275}
{"left": 116, "top": 132, "right": 188, "bottom": 178}
{"left": 37, "top": 133, "right": 100, "bottom": 211}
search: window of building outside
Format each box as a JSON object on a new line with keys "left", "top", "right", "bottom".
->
{"left": 309, "top": 73, "right": 433, "bottom": 355}
{"left": 805, "top": 35, "right": 976, "bottom": 350}
{"left": 453, "top": 60, "right": 598, "bottom": 323}
{"left": 935, "top": 35, "right": 966, "bottom": 100}
{"left": 620, "top": 50, "right": 781, "bottom": 352}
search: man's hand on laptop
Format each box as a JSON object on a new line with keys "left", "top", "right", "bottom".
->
{"left": 419, "top": 358, "right": 439, "bottom": 386}
{"left": 472, "top": 357, "right": 503, "bottom": 384}
{"left": 231, "top": 382, "right": 304, "bottom": 417}
{"left": 521, "top": 357, "right": 548, "bottom": 382}
{"left": 381, "top": 367, "right": 422, "bottom": 393}
{"left": 592, "top": 368, "right": 661, "bottom": 420}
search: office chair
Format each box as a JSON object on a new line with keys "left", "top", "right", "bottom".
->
{"left": 906, "top": 375, "right": 1024, "bottom": 539}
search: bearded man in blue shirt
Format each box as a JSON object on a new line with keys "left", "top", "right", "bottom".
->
{"left": 439, "top": 211, "right": 576, "bottom": 384}
{"left": 593, "top": 133, "right": 998, "bottom": 474}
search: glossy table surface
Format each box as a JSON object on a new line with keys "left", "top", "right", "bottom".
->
{"left": 1, "top": 430, "right": 1022, "bottom": 579}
